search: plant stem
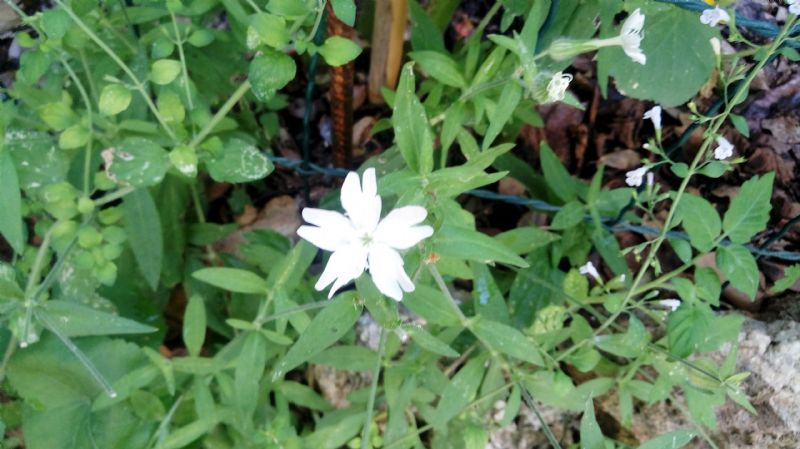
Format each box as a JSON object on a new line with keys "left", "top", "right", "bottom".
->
{"left": 60, "top": 55, "right": 95, "bottom": 195}
{"left": 427, "top": 263, "right": 468, "bottom": 324}
{"left": 189, "top": 80, "right": 251, "bottom": 148}
{"left": 361, "top": 328, "right": 386, "bottom": 449}
{"left": 169, "top": 11, "right": 194, "bottom": 111}
{"left": 0, "top": 335, "right": 18, "bottom": 384}
{"left": 94, "top": 186, "right": 135, "bottom": 206}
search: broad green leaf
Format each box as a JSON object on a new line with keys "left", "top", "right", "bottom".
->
{"left": 330, "top": 0, "right": 355, "bottom": 26}
{"left": 6, "top": 131, "right": 69, "bottom": 190}
{"left": 38, "top": 103, "right": 77, "bottom": 131}
{"left": 41, "top": 9, "right": 72, "bottom": 38}
{"left": 403, "top": 284, "right": 462, "bottom": 326}
{"left": 770, "top": 264, "right": 800, "bottom": 294}
{"left": 276, "top": 380, "right": 333, "bottom": 411}
{"left": 667, "top": 303, "right": 714, "bottom": 357}
{"left": 273, "top": 293, "right": 362, "bottom": 379}
{"left": 540, "top": 143, "right": 577, "bottom": 202}
{"left": 149, "top": 59, "right": 182, "bottom": 85}
{"left": 249, "top": 13, "right": 288, "bottom": 48}
{"left": 393, "top": 63, "right": 434, "bottom": 174}
{"left": 695, "top": 267, "right": 721, "bottom": 306}
{"left": 159, "top": 418, "right": 219, "bottom": 449}
{"left": 205, "top": 138, "right": 274, "bottom": 183}
{"left": 409, "top": 51, "right": 466, "bottom": 88}
{"left": 433, "top": 224, "right": 528, "bottom": 268}
{"left": 677, "top": 194, "right": 721, "bottom": 252}
{"left": 599, "top": 5, "right": 716, "bottom": 106}
{"left": 716, "top": 244, "right": 759, "bottom": 300}
{"left": 430, "top": 354, "right": 487, "bottom": 428}
{"left": 192, "top": 267, "right": 268, "bottom": 294}
{"left": 403, "top": 325, "right": 459, "bottom": 357}
{"left": 98, "top": 84, "right": 132, "bottom": 116}
{"left": 249, "top": 49, "right": 296, "bottom": 102}
{"left": 108, "top": 138, "right": 169, "bottom": 188}
{"left": 183, "top": 295, "right": 206, "bottom": 356}
{"left": 471, "top": 263, "right": 511, "bottom": 324}
{"left": 494, "top": 227, "right": 559, "bottom": 254}
{"left": 40, "top": 300, "right": 157, "bottom": 337}
{"left": 318, "top": 36, "right": 362, "bottom": 66}
{"left": 122, "top": 188, "right": 163, "bottom": 290}
{"left": 235, "top": 332, "right": 267, "bottom": 418}
{"left": 304, "top": 412, "right": 365, "bottom": 449}
{"left": 483, "top": 81, "right": 522, "bottom": 150}
{"left": 310, "top": 345, "right": 377, "bottom": 371}
{"left": 638, "top": 430, "right": 696, "bottom": 449}
{"left": 580, "top": 400, "right": 604, "bottom": 449}
{"left": 408, "top": 0, "right": 446, "bottom": 53}
{"left": 722, "top": 173, "right": 774, "bottom": 244}
{"left": 551, "top": 201, "right": 585, "bottom": 230}
{"left": 0, "top": 150, "right": 24, "bottom": 253}
{"left": 594, "top": 315, "right": 649, "bottom": 358}
{"left": 58, "top": 125, "right": 89, "bottom": 150}
{"left": 471, "top": 319, "right": 544, "bottom": 366}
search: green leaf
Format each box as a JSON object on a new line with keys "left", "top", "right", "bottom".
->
{"left": 122, "top": 188, "right": 163, "bottom": 290}
{"left": 41, "top": 9, "right": 72, "bottom": 39}
{"left": 0, "top": 150, "right": 24, "bottom": 253}
{"left": 716, "top": 244, "right": 759, "bottom": 300}
{"left": 149, "top": 59, "right": 182, "bottom": 85}
{"left": 483, "top": 81, "right": 522, "bottom": 150}
{"left": 393, "top": 63, "right": 434, "bottom": 174}
{"left": 58, "top": 125, "right": 90, "bottom": 150}
{"left": 599, "top": 5, "right": 716, "bottom": 106}
{"left": 580, "top": 400, "right": 604, "bottom": 449}
{"left": 408, "top": 0, "right": 445, "bottom": 53}
{"left": 108, "top": 138, "right": 169, "bottom": 188}
{"left": 273, "top": 293, "right": 362, "bottom": 379}
{"left": 677, "top": 194, "right": 721, "bottom": 252}
{"left": 403, "top": 284, "right": 462, "bottom": 326}
{"left": 310, "top": 345, "right": 377, "bottom": 371}
{"left": 249, "top": 49, "right": 296, "bottom": 102}
{"left": 638, "top": 430, "right": 696, "bottom": 449}
{"left": 594, "top": 315, "right": 649, "bottom": 358}
{"left": 551, "top": 201, "right": 585, "bottom": 230}
{"left": 98, "top": 84, "right": 132, "bottom": 116}
{"left": 722, "top": 173, "right": 774, "bottom": 244}
{"left": 277, "top": 380, "right": 333, "bottom": 411}
{"left": 494, "top": 227, "right": 559, "bottom": 254}
{"left": 249, "top": 13, "right": 288, "bottom": 48}
{"left": 40, "top": 300, "right": 157, "bottom": 336}
{"left": 695, "top": 267, "right": 721, "bottom": 306}
{"left": 667, "top": 303, "right": 714, "bottom": 357}
{"left": 330, "top": 0, "right": 356, "bottom": 26}
{"left": 318, "top": 36, "right": 362, "bottom": 66}
{"left": 356, "top": 275, "right": 399, "bottom": 328}
{"left": 192, "top": 267, "right": 268, "bottom": 294}
{"left": 38, "top": 103, "right": 77, "bottom": 131}
{"left": 770, "top": 264, "right": 800, "bottom": 294}
{"left": 404, "top": 325, "right": 459, "bottom": 357}
{"left": 433, "top": 224, "right": 528, "bottom": 268}
{"left": 235, "top": 332, "right": 268, "bottom": 418}
{"left": 159, "top": 418, "right": 219, "bottom": 449}
{"left": 409, "top": 51, "right": 466, "bottom": 88}
{"left": 430, "top": 354, "right": 487, "bottom": 428}
{"left": 205, "top": 138, "right": 274, "bottom": 183}
{"left": 729, "top": 113, "right": 750, "bottom": 138}
{"left": 183, "top": 295, "right": 206, "bottom": 356}
{"left": 540, "top": 143, "right": 577, "bottom": 202}
{"left": 471, "top": 319, "right": 544, "bottom": 366}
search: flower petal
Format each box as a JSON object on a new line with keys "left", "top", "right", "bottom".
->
{"left": 315, "top": 244, "right": 368, "bottom": 298}
{"left": 298, "top": 208, "right": 357, "bottom": 251}
{"left": 368, "top": 244, "right": 414, "bottom": 301}
{"left": 340, "top": 169, "right": 382, "bottom": 231}
{"left": 374, "top": 206, "right": 433, "bottom": 250}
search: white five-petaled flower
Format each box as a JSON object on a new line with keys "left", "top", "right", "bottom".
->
{"left": 297, "top": 168, "right": 433, "bottom": 301}
{"left": 700, "top": 7, "right": 731, "bottom": 27}
{"left": 619, "top": 8, "right": 647, "bottom": 65}
{"left": 713, "top": 136, "right": 734, "bottom": 160}
{"left": 546, "top": 72, "right": 573, "bottom": 103}
{"left": 644, "top": 105, "right": 662, "bottom": 130}
{"left": 789, "top": 0, "right": 800, "bottom": 15}
{"left": 658, "top": 299, "right": 681, "bottom": 312}
{"left": 579, "top": 261, "right": 602, "bottom": 283}
{"left": 625, "top": 166, "right": 649, "bottom": 187}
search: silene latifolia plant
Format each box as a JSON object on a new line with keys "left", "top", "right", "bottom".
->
{"left": 0, "top": 1, "right": 798, "bottom": 449}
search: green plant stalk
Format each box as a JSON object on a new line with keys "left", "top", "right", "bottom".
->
{"left": 0, "top": 335, "right": 18, "bottom": 384}
{"left": 94, "top": 186, "right": 136, "bottom": 206}
{"left": 60, "top": 55, "right": 94, "bottom": 195}
{"left": 78, "top": 48, "right": 99, "bottom": 104}
{"left": 189, "top": 80, "right": 252, "bottom": 148}
{"left": 570, "top": 16, "right": 797, "bottom": 356}
{"left": 255, "top": 300, "right": 329, "bottom": 325}
{"left": 51, "top": 0, "right": 177, "bottom": 141}
{"left": 519, "top": 382, "right": 564, "bottom": 449}
{"left": 360, "top": 328, "right": 386, "bottom": 449}
{"left": 169, "top": 11, "right": 194, "bottom": 111}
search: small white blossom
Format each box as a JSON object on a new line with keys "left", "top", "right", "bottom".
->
{"left": 713, "top": 136, "right": 734, "bottom": 160}
{"left": 625, "top": 166, "right": 649, "bottom": 187}
{"left": 546, "top": 72, "right": 573, "bottom": 103}
{"left": 710, "top": 37, "right": 721, "bottom": 56}
{"left": 644, "top": 105, "right": 662, "bottom": 130}
{"left": 700, "top": 7, "right": 731, "bottom": 27}
{"left": 658, "top": 299, "right": 681, "bottom": 311}
{"left": 579, "top": 261, "right": 602, "bottom": 282}
{"left": 788, "top": 0, "right": 799, "bottom": 15}
{"left": 297, "top": 168, "right": 433, "bottom": 301}
{"left": 646, "top": 172, "right": 655, "bottom": 187}
{"left": 619, "top": 8, "right": 646, "bottom": 65}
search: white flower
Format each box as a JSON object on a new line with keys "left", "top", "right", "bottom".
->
{"left": 789, "top": 0, "right": 800, "bottom": 15}
{"left": 546, "top": 72, "right": 573, "bottom": 102}
{"left": 700, "top": 7, "right": 731, "bottom": 27}
{"left": 644, "top": 105, "right": 662, "bottom": 130}
{"left": 619, "top": 8, "right": 646, "bottom": 65}
{"left": 658, "top": 299, "right": 681, "bottom": 311}
{"left": 579, "top": 261, "right": 601, "bottom": 282}
{"left": 710, "top": 37, "right": 721, "bottom": 56}
{"left": 297, "top": 168, "right": 433, "bottom": 301}
{"left": 646, "top": 172, "right": 655, "bottom": 187}
{"left": 713, "top": 136, "right": 734, "bottom": 160}
{"left": 625, "top": 166, "right": 649, "bottom": 187}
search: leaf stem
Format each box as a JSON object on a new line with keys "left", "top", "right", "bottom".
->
{"left": 360, "top": 328, "right": 386, "bottom": 449}
{"left": 189, "top": 80, "right": 251, "bottom": 148}
{"left": 427, "top": 263, "right": 468, "bottom": 324}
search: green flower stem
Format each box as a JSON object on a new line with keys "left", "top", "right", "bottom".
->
{"left": 59, "top": 55, "right": 94, "bottom": 195}
{"left": 360, "top": 328, "right": 386, "bottom": 449}
{"left": 78, "top": 48, "right": 99, "bottom": 104}
{"left": 169, "top": 11, "right": 194, "bottom": 111}
{"left": 255, "top": 300, "right": 329, "bottom": 325}
{"left": 52, "top": 0, "right": 177, "bottom": 141}
{"left": 189, "top": 80, "right": 252, "bottom": 149}
{"left": 0, "top": 335, "right": 18, "bottom": 384}
{"left": 94, "top": 186, "right": 135, "bottom": 206}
